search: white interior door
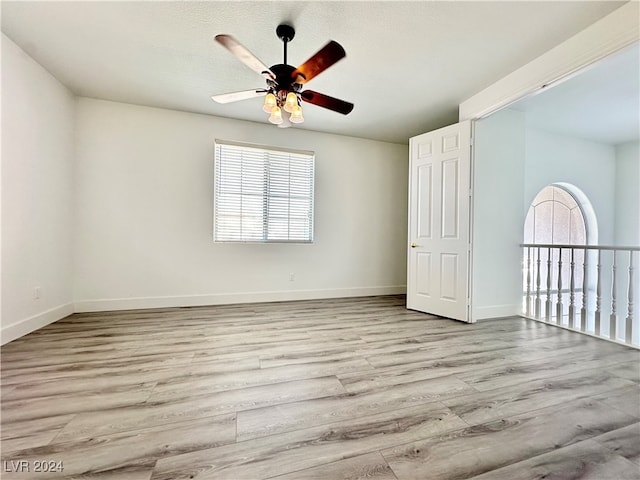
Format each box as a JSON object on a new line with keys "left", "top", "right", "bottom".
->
{"left": 407, "top": 121, "right": 472, "bottom": 322}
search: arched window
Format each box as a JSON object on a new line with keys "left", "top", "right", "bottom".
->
{"left": 523, "top": 183, "right": 597, "bottom": 326}
{"left": 524, "top": 185, "right": 588, "bottom": 245}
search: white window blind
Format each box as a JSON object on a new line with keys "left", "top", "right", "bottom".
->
{"left": 214, "top": 141, "right": 315, "bottom": 243}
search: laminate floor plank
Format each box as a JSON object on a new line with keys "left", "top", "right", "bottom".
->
{"left": 607, "top": 360, "right": 640, "bottom": 383}
{"left": 237, "top": 374, "right": 475, "bottom": 441}
{"left": 1, "top": 414, "right": 76, "bottom": 454}
{"left": 0, "top": 327, "right": 208, "bottom": 354}
{"left": 467, "top": 438, "right": 640, "bottom": 480}
{"left": 1, "top": 382, "right": 157, "bottom": 423}
{"left": 337, "top": 340, "right": 619, "bottom": 395}
{"left": 56, "top": 376, "right": 345, "bottom": 442}
{"left": 1, "top": 413, "right": 236, "bottom": 479}
{"left": 1, "top": 357, "right": 261, "bottom": 402}
{"left": 0, "top": 351, "right": 195, "bottom": 379}
{"left": 1, "top": 295, "right": 637, "bottom": 480}
{"left": 356, "top": 320, "right": 557, "bottom": 349}
{"left": 442, "top": 368, "right": 636, "bottom": 426}
{"left": 150, "top": 402, "right": 467, "bottom": 480}
{"left": 357, "top": 316, "right": 546, "bottom": 344}
{"left": 381, "top": 398, "right": 637, "bottom": 480}
{"left": 176, "top": 337, "right": 368, "bottom": 366}
{"left": 51, "top": 469, "right": 154, "bottom": 480}
{"left": 151, "top": 358, "right": 372, "bottom": 403}
{"left": 353, "top": 328, "right": 568, "bottom": 361}
{"left": 206, "top": 316, "right": 430, "bottom": 338}
{"left": 592, "top": 422, "right": 640, "bottom": 467}
{"left": 454, "top": 350, "right": 639, "bottom": 392}
{"left": 1, "top": 349, "right": 259, "bottom": 392}
{"left": 365, "top": 334, "right": 622, "bottom": 369}
{"left": 594, "top": 384, "right": 640, "bottom": 418}
{"left": 268, "top": 452, "right": 398, "bottom": 480}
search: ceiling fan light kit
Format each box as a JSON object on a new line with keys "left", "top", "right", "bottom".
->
{"left": 212, "top": 24, "right": 353, "bottom": 128}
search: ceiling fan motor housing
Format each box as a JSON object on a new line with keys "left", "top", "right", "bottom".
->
{"left": 267, "top": 64, "right": 303, "bottom": 106}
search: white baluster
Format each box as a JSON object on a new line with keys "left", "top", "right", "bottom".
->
{"left": 610, "top": 251, "right": 617, "bottom": 341}
{"left": 519, "top": 244, "right": 637, "bottom": 346}
{"left": 569, "top": 248, "right": 576, "bottom": 328}
{"left": 580, "top": 247, "right": 588, "bottom": 332}
{"left": 535, "top": 247, "right": 542, "bottom": 319}
{"left": 595, "top": 250, "right": 602, "bottom": 336}
{"left": 546, "top": 247, "right": 553, "bottom": 322}
{"left": 626, "top": 251, "right": 635, "bottom": 344}
{"left": 526, "top": 247, "right": 532, "bottom": 316}
{"left": 556, "top": 248, "right": 563, "bottom": 324}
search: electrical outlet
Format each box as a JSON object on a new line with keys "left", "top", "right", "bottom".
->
{"left": 34, "top": 286, "right": 41, "bottom": 300}
{"left": 289, "top": 273, "right": 295, "bottom": 282}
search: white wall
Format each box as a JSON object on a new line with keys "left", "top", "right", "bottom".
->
{"left": 73, "top": 98, "right": 408, "bottom": 311}
{"left": 472, "top": 113, "right": 621, "bottom": 321}
{"left": 0, "top": 37, "right": 408, "bottom": 342}
{"left": 615, "top": 141, "right": 640, "bottom": 246}
{"left": 1, "top": 34, "right": 76, "bottom": 343}
{"left": 472, "top": 108, "right": 526, "bottom": 320}
{"left": 614, "top": 141, "right": 639, "bottom": 345}
{"left": 523, "top": 128, "right": 618, "bottom": 334}
{"left": 525, "top": 128, "right": 617, "bottom": 244}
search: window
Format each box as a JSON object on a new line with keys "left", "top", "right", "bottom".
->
{"left": 524, "top": 185, "right": 587, "bottom": 245}
{"left": 522, "top": 183, "right": 598, "bottom": 323}
{"left": 214, "top": 141, "right": 314, "bottom": 243}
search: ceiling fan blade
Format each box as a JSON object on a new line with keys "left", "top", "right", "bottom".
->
{"left": 212, "top": 89, "right": 267, "bottom": 104}
{"left": 215, "top": 34, "right": 275, "bottom": 80}
{"left": 300, "top": 90, "right": 354, "bottom": 115}
{"left": 292, "top": 41, "right": 346, "bottom": 84}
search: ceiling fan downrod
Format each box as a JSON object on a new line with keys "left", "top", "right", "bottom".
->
{"left": 264, "top": 24, "right": 303, "bottom": 120}
{"left": 276, "top": 24, "right": 295, "bottom": 65}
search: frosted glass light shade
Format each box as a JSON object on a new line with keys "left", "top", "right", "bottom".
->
{"left": 284, "top": 92, "right": 298, "bottom": 113}
{"left": 262, "top": 93, "right": 277, "bottom": 113}
{"left": 268, "top": 106, "right": 283, "bottom": 124}
{"left": 289, "top": 105, "right": 304, "bottom": 124}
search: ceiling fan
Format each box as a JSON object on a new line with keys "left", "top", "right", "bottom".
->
{"left": 212, "top": 24, "right": 354, "bottom": 127}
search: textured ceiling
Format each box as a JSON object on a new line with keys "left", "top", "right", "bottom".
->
{"left": 0, "top": 1, "right": 628, "bottom": 144}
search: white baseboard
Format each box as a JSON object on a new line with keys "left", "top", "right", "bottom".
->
{"left": 472, "top": 303, "right": 521, "bottom": 321}
{"left": 1, "top": 303, "right": 74, "bottom": 345}
{"left": 73, "top": 286, "right": 407, "bottom": 313}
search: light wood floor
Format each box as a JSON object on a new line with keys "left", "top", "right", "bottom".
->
{"left": 1, "top": 295, "right": 639, "bottom": 480}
